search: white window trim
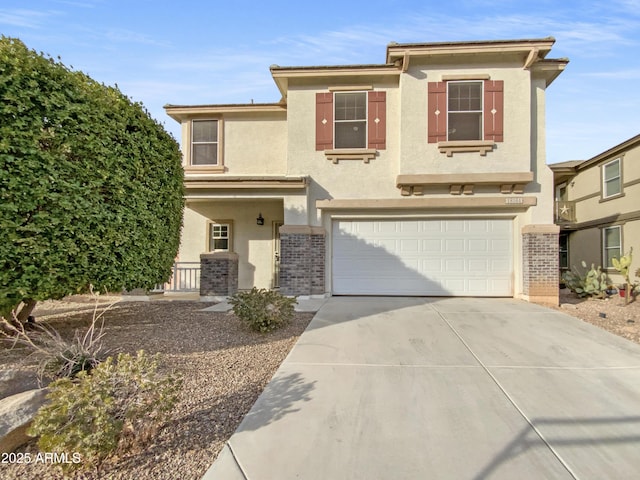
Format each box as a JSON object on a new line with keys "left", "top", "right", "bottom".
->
{"left": 602, "top": 158, "right": 622, "bottom": 199}
{"left": 602, "top": 225, "right": 621, "bottom": 269}
{"left": 208, "top": 220, "right": 233, "bottom": 252}
{"left": 188, "top": 119, "right": 224, "bottom": 172}
{"left": 333, "top": 91, "right": 368, "bottom": 150}
{"left": 446, "top": 80, "right": 484, "bottom": 142}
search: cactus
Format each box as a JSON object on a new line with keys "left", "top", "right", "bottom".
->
{"left": 612, "top": 247, "right": 632, "bottom": 281}
{"left": 612, "top": 248, "right": 634, "bottom": 305}
{"left": 563, "top": 261, "right": 609, "bottom": 298}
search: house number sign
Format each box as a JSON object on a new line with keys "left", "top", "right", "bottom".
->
{"left": 504, "top": 197, "right": 524, "bottom": 204}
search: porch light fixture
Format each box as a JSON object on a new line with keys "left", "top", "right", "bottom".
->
{"left": 256, "top": 213, "right": 264, "bottom": 226}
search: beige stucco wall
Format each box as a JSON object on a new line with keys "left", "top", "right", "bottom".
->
{"left": 566, "top": 148, "right": 640, "bottom": 223}
{"left": 180, "top": 111, "right": 287, "bottom": 175}
{"left": 568, "top": 222, "right": 640, "bottom": 286}
{"left": 564, "top": 142, "right": 640, "bottom": 285}
{"left": 179, "top": 200, "right": 284, "bottom": 290}
{"left": 398, "top": 60, "right": 532, "bottom": 175}
{"left": 285, "top": 81, "right": 402, "bottom": 204}
{"left": 172, "top": 50, "right": 560, "bottom": 299}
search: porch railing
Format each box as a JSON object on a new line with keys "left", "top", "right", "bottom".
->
{"left": 154, "top": 262, "right": 201, "bottom": 292}
{"left": 555, "top": 200, "right": 576, "bottom": 223}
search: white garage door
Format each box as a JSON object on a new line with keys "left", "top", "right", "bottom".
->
{"left": 332, "top": 219, "right": 512, "bottom": 296}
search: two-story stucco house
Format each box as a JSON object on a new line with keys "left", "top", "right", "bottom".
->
{"left": 551, "top": 133, "right": 640, "bottom": 286}
{"left": 164, "top": 38, "right": 568, "bottom": 305}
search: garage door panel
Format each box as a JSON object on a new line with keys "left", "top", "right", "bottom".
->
{"left": 332, "top": 219, "right": 512, "bottom": 296}
{"left": 399, "top": 239, "right": 419, "bottom": 253}
{"left": 422, "top": 239, "right": 442, "bottom": 252}
{"left": 468, "top": 258, "right": 489, "bottom": 272}
{"left": 468, "top": 238, "right": 489, "bottom": 253}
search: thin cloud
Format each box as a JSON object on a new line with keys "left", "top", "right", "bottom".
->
{"left": 104, "top": 28, "right": 172, "bottom": 48}
{"left": 582, "top": 68, "right": 640, "bottom": 79}
{"left": 0, "top": 9, "right": 54, "bottom": 28}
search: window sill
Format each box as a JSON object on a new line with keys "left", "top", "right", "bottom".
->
{"left": 599, "top": 192, "right": 625, "bottom": 203}
{"left": 438, "top": 140, "right": 495, "bottom": 157}
{"left": 184, "top": 165, "right": 225, "bottom": 174}
{"left": 324, "top": 149, "right": 377, "bottom": 164}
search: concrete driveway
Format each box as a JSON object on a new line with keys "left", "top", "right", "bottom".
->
{"left": 203, "top": 297, "right": 640, "bottom": 480}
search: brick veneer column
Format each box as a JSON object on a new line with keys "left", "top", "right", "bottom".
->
{"left": 279, "top": 226, "right": 326, "bottom": 296}
{"left": 200, "top": 252, "right": 238, "bottom": 297}
{"left": 522, "top": 225, "right": 559, "bottom": 305}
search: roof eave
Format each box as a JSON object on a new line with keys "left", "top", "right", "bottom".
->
{"left": 385, "top": 37, "right": 557, "bottom": 63}
{"left": 531, "top": 58, "right": 569, "bottom": 86}
{"left": 269, "top": 64, "right": 401, "bottom": 99}
{"left": 164, "top": 103, "right": 287, "bottom": 122}
{"left": 578, "top": 133, "right": 640, "bottom": 170}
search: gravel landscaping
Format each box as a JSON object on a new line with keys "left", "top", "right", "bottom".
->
{"left": 1, "top": 291, "right": 639, "bottom": 479}
{"left": 1, "top": 297, "right": 313, "bottom": 480}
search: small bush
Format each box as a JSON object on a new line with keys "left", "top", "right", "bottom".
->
{"left": 0, "top": 299, "right": 112, "bottom": 383}
{"left": 229, "top": 288, "right": 296, "bottom": 332}
{"left": 28, "top": 351, "right": 182, "bottom": 472}
{"left": 563, "top": 261, "right": 609, "bottom": 298}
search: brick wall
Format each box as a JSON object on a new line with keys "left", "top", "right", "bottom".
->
{"left": 200, "top": 252, "right": 238, "bottom": 297}
{"left": 522, "top": 225, "right": 559, "bottom": 304}
{"left": 279, "top": 226, "right": 325, "bottom": 296}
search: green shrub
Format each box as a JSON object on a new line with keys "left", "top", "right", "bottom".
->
{"left": 562, "top": 261, "right": 609, "bottom": 298}
{"left": 28, "top": 351, "right": 181, "bottom": 472}
{"left": 229, "top": 288, "right": 296, "bottom": 332}
{"left": 0, "top": 36, "right": 184, "bottom": 319}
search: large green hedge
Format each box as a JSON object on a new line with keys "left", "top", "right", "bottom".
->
{"left": 0, "top": 37, "right": 184, "bottom": 316}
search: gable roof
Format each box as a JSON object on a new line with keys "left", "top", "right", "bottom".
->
{"left": 165, "top": 37, "right": 568, "bottom": 118}
{"left": 577, "top": 133, "right": 640, "bottom": 170}
{"left": 550, "top": 133, "right": 640, "bottom": 184}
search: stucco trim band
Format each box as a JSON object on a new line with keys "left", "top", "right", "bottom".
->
{"left": 184, "top": 176, "right": 308, "bottom": 190}
{"left": 521, "top": 224, "right": 560, "bottom": 234}
{"left": 316, "top": 197, "right": 537, "bottom": 210}
{"left": 279, "top": 225, "right": 326, "bottom": 236}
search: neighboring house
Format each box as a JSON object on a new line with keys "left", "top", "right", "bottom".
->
{"left": 164, "top": 38, "right": 568, "bottom": 305}
{"left": 551, "top": 134, "right": 640, "bottom": 286}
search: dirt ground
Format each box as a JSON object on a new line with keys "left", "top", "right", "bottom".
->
{"left": 1, "top": 297, "right": 313, "bottom": 480}
{"left": 554, "top": 288, "right": 640, "bottom": 344}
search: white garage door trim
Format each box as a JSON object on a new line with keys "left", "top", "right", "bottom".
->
{"left": 332, "top": 218, "right": 513, "bottom": 296}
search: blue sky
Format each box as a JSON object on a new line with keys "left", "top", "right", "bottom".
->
{"left": 1, "top": 0, "right": 639, "bottom": 164}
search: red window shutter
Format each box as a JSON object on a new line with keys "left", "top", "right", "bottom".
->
{"left": 367, "top": 91, "right": 386, "bottom": 150}
{"left": 316, "top": 92, "right": 333, "bottom": 150}
{"left": 427, "top": 82, "right": 447, "bottom": 143}
{"left": 484, "top": 80, "right": 504, "bottom": 142}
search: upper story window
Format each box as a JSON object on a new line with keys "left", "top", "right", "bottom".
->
{"left": 602, "top": 158, "right": 621, "bottom": 199}
{"left": 602, "top": 225, "right": 621, "bottom": 268}
{"left": 191, "top": 120, "right": 219, "bottom": 166}
{"left": 315, "top": 90, "right": 386, "bottom": 154}
{"left": 428, "top": 79, "right": 503, "bottom": 154}
{"left": 447, "top": 81, "right": 483, "bottom": 141}
{"left": 334, "top": 92, "right": 367, "bottom": 149}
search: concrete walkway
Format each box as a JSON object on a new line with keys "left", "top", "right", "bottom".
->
{"left": 203, "top": 297, "right": 640, "bottom": 480}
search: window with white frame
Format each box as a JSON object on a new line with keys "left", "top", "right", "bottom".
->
{"left": 602, "top": 158, "right": 621, "bottom": 198}
{"left": 448, "top": 81, "right": 483, "bottom": 141}
{"left": 602, "top": 225, "right": 621, "bottom": 268}
{"left": 191, "top": 120, "right": 219, "bottom": 166}
{"left": 334, "top": 92, "right": 367, "bottom": 148}
{"left": 209, "top": 223, "right": 230, "bottom": 251}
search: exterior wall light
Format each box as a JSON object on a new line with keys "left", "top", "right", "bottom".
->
{"left": 256, "top": 213, "right": 264, "bottom": 226}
